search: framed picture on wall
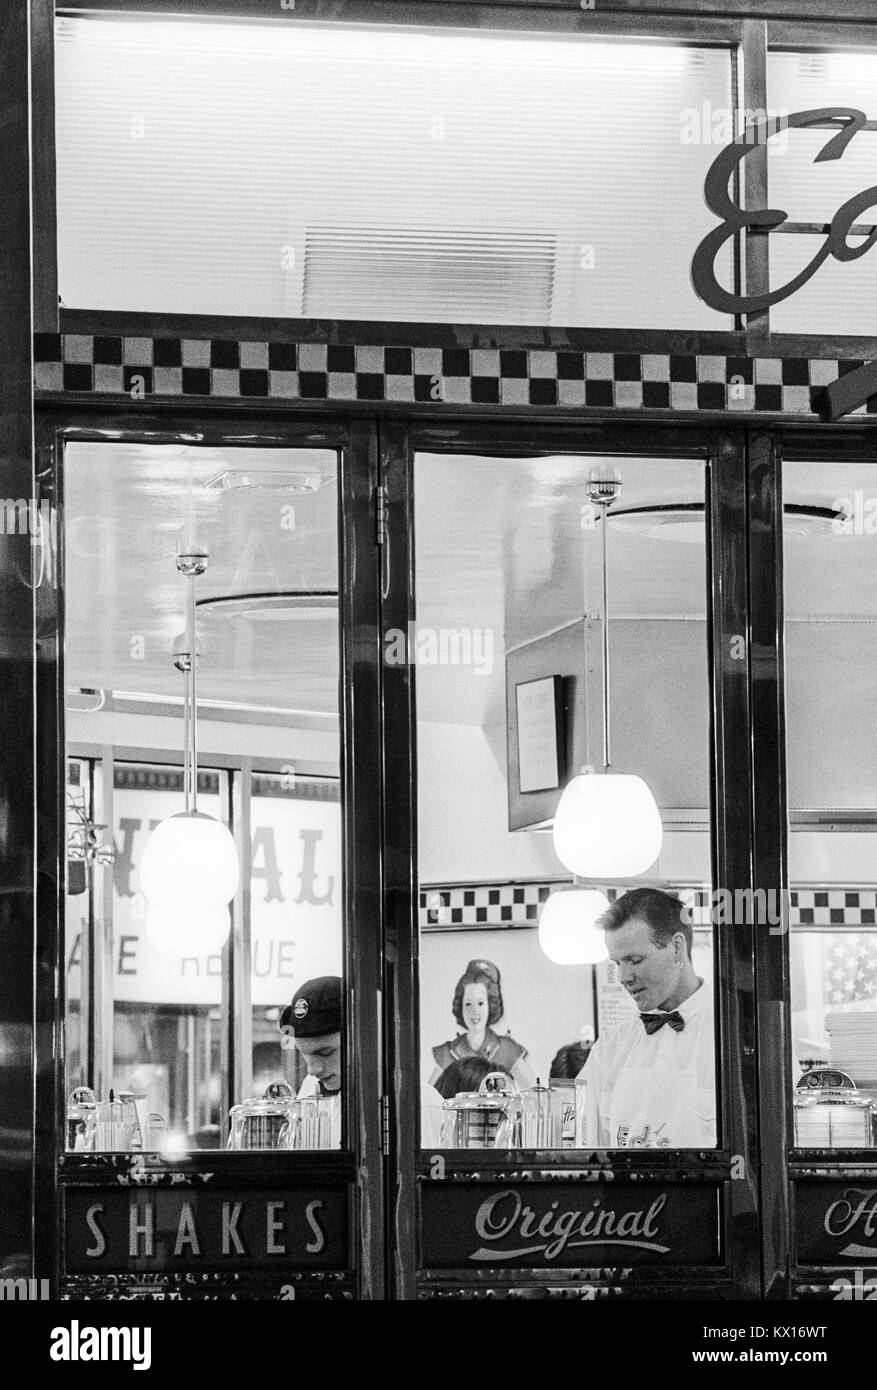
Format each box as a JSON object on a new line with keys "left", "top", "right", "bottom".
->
{"left": 506, "top": 627, "right": 579, "bottom": 832}
{"left": 514, "top": 675, "right": 564, "bottom": 794}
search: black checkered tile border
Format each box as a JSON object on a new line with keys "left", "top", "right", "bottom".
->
{"left": 793, "top": 890, "right": 877, "bottom": 927}
{"left": 33, "top": 335, "right": 877, "bottom": 416}
{"left": 419, "top": 884, "right": 877, "bottom": 931}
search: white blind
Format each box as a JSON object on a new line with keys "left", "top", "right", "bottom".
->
{"left": 55, "top": 16, "right": 733, "bottom": 328}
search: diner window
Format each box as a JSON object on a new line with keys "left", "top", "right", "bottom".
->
{"left": 54, "top": 14, "right": 734, "bottom": 329}
{"left": 413, "top": 452, "right": 718, "bottom": 1151}
{"left": 767, "top": 49, "right": 877, "bottom": 336}
{"left": 62, "top": 441, "right": 344, "bottom": 1151}
{"left": 785, "top": 460, "right": 877, "bottom": 1151}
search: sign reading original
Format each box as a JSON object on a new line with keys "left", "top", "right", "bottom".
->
{"left": 421, "top": 1183, "right": 721, "bottom": 1269}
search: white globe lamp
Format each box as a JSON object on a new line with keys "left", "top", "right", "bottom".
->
{"left": 552, "top": 769, "right": 663, "bottom": 879}
{"left": 140, "top": 811, "right": 240, "bottom": 910}
{"left": 145, "top": 900, "right": 232, "bottom": 958}
{"left": 538, "top": 888, "right": 610, "bottom": 965}
{"left": 137, "top": 541, "right": 240, "bottom": 959}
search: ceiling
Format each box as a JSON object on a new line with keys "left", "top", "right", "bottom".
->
{"left": 64, "top": 443, "right": 340, "bottom": 716}
{"left": 64, "top": 445, "right": 877, "bottom": 755}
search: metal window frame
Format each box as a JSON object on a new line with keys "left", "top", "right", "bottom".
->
{"left": 380, "top": 415, "right": 758, "bottom": 1299}
{"left": 34, "top": 405, "right": 385, "bottom": 1299}
{"left": 747, "top": 426, "right": 877, "bottom": 1300}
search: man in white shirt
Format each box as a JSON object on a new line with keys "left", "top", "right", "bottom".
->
{"left": 579, "top": 888, "right": 716, "bottom": 1150}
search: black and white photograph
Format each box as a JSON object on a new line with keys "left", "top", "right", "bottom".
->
{"left": 4, "top": 0, "right": 877, "bottom": 1357}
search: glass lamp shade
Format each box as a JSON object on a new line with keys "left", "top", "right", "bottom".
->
{"left": 145, "top": 901, "right": 231, "bottom": 958}
{"left": 139, "top": 811, "right": 240, "bottom": 909}
{"left": 538, "top": 889, "right": 610, "bottom": 965}
{"left": 552, "top": 771, "right": 663, "bottom": 878}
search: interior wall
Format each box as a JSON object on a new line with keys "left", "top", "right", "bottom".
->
{"left": 419, "top": 926, "right": 595, "bottom": 1098}
{"left": 789, "top": 833, "right": 877, "bottom": 884}
{"left": 418, "top": 719, "right": 563, "bottom": 883}
{"left": 418, "top": 716, "right": 713, "bottom": 886}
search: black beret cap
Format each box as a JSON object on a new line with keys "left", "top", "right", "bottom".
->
{"left": 280, "top": 975, "right": 342, "bottom": 1039}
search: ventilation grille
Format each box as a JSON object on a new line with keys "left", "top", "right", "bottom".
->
{"left": 301, "top": 226, "right": 556, "bottom": 323}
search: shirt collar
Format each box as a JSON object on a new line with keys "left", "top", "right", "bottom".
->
{"left": 672, "top": 979, "right": 709, "bottom": 1020}
{"left": 645, "top": 979, "right": 707, "bottom": 1020}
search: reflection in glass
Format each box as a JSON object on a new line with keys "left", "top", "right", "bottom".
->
{"left": 62, "top": 443, "right": 343, "bottom": 1152}
{"left": 785, "top": 460, "right": 877, "bottom": 1150}
{"left": 414, "top": 453, "right": 717, "bottom": 1150}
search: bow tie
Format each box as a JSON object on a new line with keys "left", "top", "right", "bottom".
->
{"left": 639, "top": 1010, "right": 685, "bottom": 1035}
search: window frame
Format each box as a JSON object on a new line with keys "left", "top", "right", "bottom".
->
{"left": 42, "top": 3, "right": 877, "bottom": 357}
{"left": 380, "top": 414, "right": 757, "bottom": 1298}
{"left": 35, "top": 406, "right": 384, "bottom": 1298}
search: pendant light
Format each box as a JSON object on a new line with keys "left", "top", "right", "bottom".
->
{"left": 551, "top": 472, "right": 663, "bottom": 878}
{"left": 141, "top": 539, "right": 240, "bottom": 957}
{"left": 538, "top": 886, "right": 609, "bottom": 965}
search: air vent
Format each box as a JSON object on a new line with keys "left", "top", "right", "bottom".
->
{"left": 797, "top": 53, "right": 828, "bottom": 79}
{"left": 301, "top": 226, "right": 557, "bottom": 322}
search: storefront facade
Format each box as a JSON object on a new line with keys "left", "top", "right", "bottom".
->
{"left": 3, "top": 0, "right": 877, "bottom": 1300}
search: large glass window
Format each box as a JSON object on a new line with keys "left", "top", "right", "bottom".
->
{"left": 785, "top": 460, "right": 877, "bottom": 1150}
{"left": 55, "top": 15, "right": 733, "bottom": 329}
{"left": 413, "top": 452, "right": 718, "bottom": 1151}
{"left": 63, "top": 442, "right": 344, "bottom": 1151}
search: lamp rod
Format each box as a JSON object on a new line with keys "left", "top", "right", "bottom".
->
{"left": 600, "top": 500, "right": 610, "bottom": 771}
{"left": 183, "top": 662, "right": 191, "bottom": 813}
{"left": 585, "top": 474, "right": 621, "bottom": 774}
{"left": 188, "top": 571, "right": 198, "bottom": 812}
{"left": 176, "top": 543, "right": 208, "bottom": 814}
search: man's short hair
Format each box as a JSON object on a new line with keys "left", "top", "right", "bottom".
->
{"left": 599, "top": 888, "right": 692, "bottom": 956}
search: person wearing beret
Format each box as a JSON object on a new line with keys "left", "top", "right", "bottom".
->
{"left": 279, "top": 975, "right": 342, "bottom": 1148}
{"left": 429, "top": 959, "right": 535, "bottom": 1091}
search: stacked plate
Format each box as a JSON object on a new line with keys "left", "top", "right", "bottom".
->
{"left": 826, "top": 1011, "right": 877, "bottom": 1086}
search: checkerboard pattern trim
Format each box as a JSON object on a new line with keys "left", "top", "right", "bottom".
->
{"left": 33, "top": 335, "right": 877, "bottom": 417}
{"left": 419, "top": 884, "right": 877, "bottom": 930}
{"left": 793, "top": 890, "right": 877, "bottom": 927}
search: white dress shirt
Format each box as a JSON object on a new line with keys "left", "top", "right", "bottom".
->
{"left": 578, "top": 980, "right": 717, "bottom": 1149}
